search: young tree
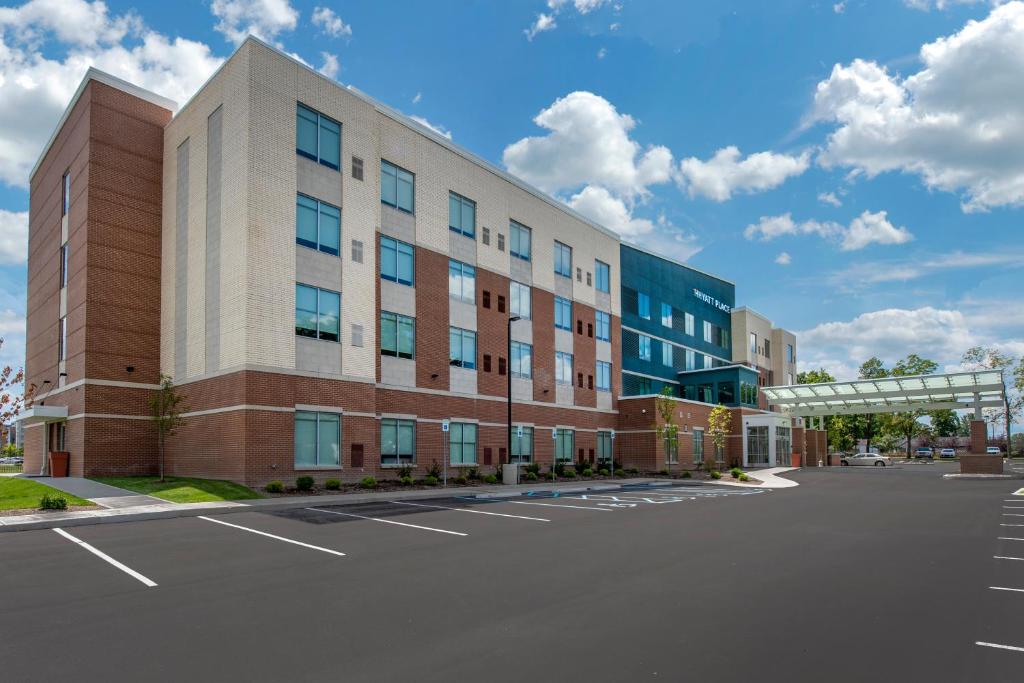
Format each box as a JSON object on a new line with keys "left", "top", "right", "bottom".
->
{"left": 654, "top": 387, "right": 678, "bottom": 468}
{"left": 150, "top": 374, "right": 186, "bottom": 482}
{"left": 707, "top": 404, "right": 731, "bottom": 469}
{"left": 929, "top": 409, "right": 962, "bottom": 437}
{"left": 963, "top": 346, "right": 1021, "bottom": 456}
{"left": 797, "top": 368, "right": 836, "bottom": 385}
{"left": 0, "top": 338, "right": 33, "bottom": 441}
{"left": 828, "top": 414, "right": 855, "bottom": 453}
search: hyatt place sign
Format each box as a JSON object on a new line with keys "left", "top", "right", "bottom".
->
{"left": 693, "top": 288, "right": 731, "bottom": 313}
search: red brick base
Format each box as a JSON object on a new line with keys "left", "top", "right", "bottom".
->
{"left": 960, "top": 454, "right": 1003, "bottom": 474}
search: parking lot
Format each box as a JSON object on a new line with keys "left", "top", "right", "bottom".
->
{"left": 1, "top": 467, "right": 1021, "bottom": 682}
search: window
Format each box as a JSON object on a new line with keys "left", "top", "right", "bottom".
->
{"left": 510, "top": 221, "right": 531, "bottom": 260}
{"left": 787, "top": 372, "right": 794, "bottom": 386}
{"left": 448, "top": 192, "right": 476, "bottom": 237}
{"left": 638, "top": 334, "right": 651, "bottom": 361}
{"left": 596, "top": 361, "right": 611, "bottom": 392}
{"left": 296, "top": 103, "right": 340, "bottom": 169}
{"left": 510, "top": 341, "right": 532, "bottom": 379}
{"left": 686, "top": 348, "right": 696, "bottom": 371}
{"left": 296, "top": 194, "right": 340, "bottom": 255}
{"left": 58, "top": 316, "right": 67, "bottom": 362}
{"left": 381, "top": 418, "right": 415, "bottom": 465}
{"left": 637, "top": 376, "right": 652, "bottom": 394}
{"left": 787, "top": 344, "right": 795, "bottom": 363}
{"left": 448, "top": 260, "right": 476, "bottom": 302}
{"left": 698, "top": 383, "right": 714, "bottom": 403}
{"left": 597, "top": 431, "right": 613, "bottom": 464}
{"left": 750, "top": 332, "right": 757, "bottom": 355}
{"left": 295, "top": 284, "right": 340, "bottom": 342}
{"left": 576, "top": 267, "right": 582, "bottom": 282}
{"left": 718, "top": 381, "right": 735, "bottom": 404}
{"left": 740, "top": 381, "right": 758, "bottom": 405}
{"left": 704, "top": 321, "right": 713, "bottom": 344}
{"left": 510, "top": 282, "right": 531, "bottom": 319}
{"left": 351, "top": 239, "right": 363, "bottom": 263}
{"left": 352, "top": 323, "right": 363, "bottom": 347}
{"left": 380, "top": 236, "right": 414, "bottom": 286}
{"left": 693, "top": 428, "right": 704, "bottom": 464}
{"left": 664, "top": 432, "right": 678, "bottom": 464}
{"left": 61, "top": 171, "right": 71, "bottom": 216}
{"left": 351, "top": 156, "right": 363, "bottom": 180}
{"left": 449, "top": 327, "right": 477, "bottom": 369}
{"left": 294, "top": 411, "right": 341, "bottom": 467}
{"left": 638, "top": 293, "right": 650, "bottom": 320}
{"left": 764, "top": 339, "right": 771, "bottom": 359}
{"left": 684, "top": 312, "right": 695, "bottom": 336}
{"left": 511, "top": 426, "right": 533, "bottom": 463}
{"left": 555, "top": 351, "right": 573, "bottom": 384}
{"left": 553, "top": 241, "right": 572, "bottom": 277}
{"left": 586, "top": 272, "right": 592, "bottom": 287}
{"left": 497, "top": 233, "right": 504, "bottom": 251}
{"left": 381, "top": 160, "right": 414, "bottom": 212}
{"left": 59, "top": 244, "right": 69, "bottom": 288}
{"left": 482, "top": 227, "right": 491, "bottom": 245}
{"left": 704, "top": 321, "right": 729, "bottom": 349}
{"left": 595, "top": 260, "right": 610, "bottom": 293}
{"left": 449, "top": 423, "right": 478, "bottom": 465}
{"left": 662, "top": 342, "right": 673, "bottom": 367}
{"left": 554, "top": 296, "right": 572, "bottom": 331}
{"left": 703, "top": 355, "right": 713, "bottom": 370}
{"left": 555, "top": 429, "right": 575, "bottom": 463}
{"left": 380, "top": 311, "right": 415, "bottom": 359}
{"left": 595, "top": 311, "right": 611, "bottom": 341}
{"left": 660, "top": 302, "right": 672, "bottom": 328}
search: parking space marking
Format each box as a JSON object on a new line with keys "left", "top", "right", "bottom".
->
{"left": 977, "top": 642, "right": 1024, "bottom": 652}
{"left": 1000, "top": 524, "right": 1024, "bottom": 527}
{"left": 53, "top": 528, "right": 158, "bottom": 588}
{"left": 993, "top": 556, "right": 1024, "bottom": 561}
{"left": 306, "top": 507, "right": 468, "bottom": 536}
{"left": 388, "top": 500, "right": 549, "bottom": 522}
{"left": 504, "top": 500, "right": 612, "bottom": 512}
{"left": 998, "top": 537, "right": 1024, "bottom": 541}
{"left": 989, "top": 587, "right": 1024, "bottom": 593}
{"left": 1003, "top": 514, "right": 1024, "bottom": 517}
{"left": 198, "top": 515, "right": 346, "bottom": 556}
{"left": 1003, "top": 506, "right": 1024, "bottom": 510}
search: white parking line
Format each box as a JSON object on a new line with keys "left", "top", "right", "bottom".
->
{"left": 1003, "top": 507, "right": 1024, "bottom": 510}
{"left": 506, "top": 500, "right": 612, "bottom": 512}
{"left": 977, "top": 641, "right": 1024, "bottom": 652}
{"left": 1000, "top": 524, "right": 1024, "bottom": 527}
{"left": 388, "top": 500, "right": 549, "bottom": 522}
{"left": 1003, "top": 514, "right": 1024, "bottom": 517}
{"left": 306, "top": 507, "right": 467, "bottom": 536}
{"left": 998, "top": 537, "right": 1024, "bottom": 541}
{"left": 989, "top": 586, "right": 1024, "bottom": 593}
{"left": 198, "top": 515, "right": 346, "bottom": 556}
{"left": 994, "top": 556, "right": 1024, "bottom": 561}
{"left": 53, "top": 528, "right": 158, "bottom": 587}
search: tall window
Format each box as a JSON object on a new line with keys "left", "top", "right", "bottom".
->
{"left": 510, "top": 220, "right": 531, "bottom": 261}
{"left": 718, "top": 381, "right": 735, "bottom": 404}
{"left": 59, "top": 244, "right": 69, "bottom": 288}
{"left": 511, "top": 426, "right": 533, "bottom": 463}
{"left": 296, "top": 194, "right": 340, "bottom": 256}
{"left": 595, "top": 310, "right": 611, "bottom": 341}
{"left": 555, "top": 429, "right": 575, "bottom": 463}
{"left": 555, "top": 351, "right": 573, "bottom": 384}
{"left": 381, "top": 160, "right": 414, "bottom": 212}
{"left": 449, "top": 192, "right": 476, "bottom": 237}
{"left": 597, "top": 431, "right": 613, "bottom": 464}
{"left": 638, "top": 293, "right": 650, "bottom": 320}
{"left": 685, "top": 349, "right": 696, "bottom": 371}
{"left": 764, "top": 339, "right": 771, "bottom": 359}
{"left": 296, "top": 284, "right": 340, "bottom": 342}
{"left": 553, "top": 241, "right": 572, "bottom": 277}
{"left": 58, "top": 316, "right": 67, "bottom": 362}
{"left": 698, "top": 383, "right": 714, "bottom": 403}
{"left": 554, "top": 296, "right": 572, "bottom": 330}
{"left": 685, "top": 312, "right": 695, "bottom": 336}
{"left": 449, "top": 422, "right": 478, "bottom": 465}
{"left": 294, "top": 411, "right": 341, "bottom": 467}
{"left": 448, "top": 260, "right": 476, "bottom": 302}
{"left": 662, "top": 342, "right": 673, "bottom": 367}
{"left": 638, "top": 334, "right": 651, "bottom": 361}
{"left": 380, "top": 311, "right": 415, "bottom": 359}
{"left": 510, "top": 341, "right": 532, "bottom": 379}
{"left": 61, "top": 171, "right": 71, "bottom": 216}
{"left": 704, "top": 321, "right": 729, "bottom": 349}
{"left": 380, "top": 236, "right": 414, "bottom": 286}
{"left": 596, "top": 361, "right": 611, "bottom": 392}
{"left": 595, "top": 260, "right": 610, "bottom": 293}
{"left": 664, "top": 432, "right": 678, "bottom": 464}
{"left": 704, "top": 355, "right": 713, "bottom": 370}
{"left": 749, "top": 332, "right": 757, "bottom": 355}
{"left": 510, "top": 282, "right": 531, "bottom": 319}
{"left": 381, "top": 418, "right": 415, "bottom": 464}
{"left": 296, "top": 103, "right": 340, "bottom": 169}
{"left": 449, "top": 327, "right": 477, "bottom": 369}
{"left": 660, "top": 302, "right": 672, "bottom": 328}
{"left": 693, "top": 428, "right": 704, "bottom": 464}
{"left": 787, "top": 344, "right": 795, "bottom": 363}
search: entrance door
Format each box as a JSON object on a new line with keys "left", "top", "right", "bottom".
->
{"left": 775, "top": 426, "right": 792, "bottom": 466}
{"left": 746, "top": 425, "right": 769, "bottom": 466}
{"left": 48, "top": 422, "right": 66, "bottom": 452}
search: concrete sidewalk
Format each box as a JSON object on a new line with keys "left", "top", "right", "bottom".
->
{"left": 713, "top": 467, "right": 800, "bottom": 489}
{"left": 28, "top": 476, "right": 166, "bottom": 508}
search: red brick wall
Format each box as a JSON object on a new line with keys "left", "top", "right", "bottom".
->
{"left": 532, "top": 287, "right": 555, "bottom": 403}
{"left": 970, "top": 419, "right": 987, "bottom": 455}
{"left": 476, "top": 268, "right": 509, "bottom": 398}
{"left": 960, "top": 454, "right": 1003, "bottom": 474}
{"left": 415, "top": 247, "right": 450, "bottom": 390}
{"left": 573, "top": 301, "right": 596, "bottom": 408}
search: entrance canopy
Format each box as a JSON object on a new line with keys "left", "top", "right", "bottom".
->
{"left": 762, "top": 370, "right": 1005, "bottom": 417}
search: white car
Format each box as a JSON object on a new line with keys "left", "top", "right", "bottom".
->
{"left": 986, "top": 447, "right": 1001, "bottom": 455}
{"left": 841, "top": 452, "right": 891, "bottom": 467}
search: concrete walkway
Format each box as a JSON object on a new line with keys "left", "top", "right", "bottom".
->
{"left": 28, "top": 476, "right": 166, "bottom": 508}
{"left": 712, "top": 466, "right": 800, "bottom": 489}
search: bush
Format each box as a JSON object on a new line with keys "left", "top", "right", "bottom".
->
{"left": 483, "top": 474, "right": 498, "bottom": 484}
{"left": 296, "top": 476, "right": 315, "bottom": 492}
{"left": 730, "top": 467, "right": 743, "bottom": 479}
{"left": 397, "top": 465, "right": 414, "bottom": 480}
{"left": 454, "top": 475, "right": 468, "bottom": 486}
{"left": 39, "top": 493, "right": 68, "bottom": 510}
{"left": 658, "top": 469, "right": 669, "bottom": 476}
{"left": 467, "top": 467, "right": 480, "bottom": 480}
{"left": 265, "top": 480, "right": 284, "bottom": 493}
{"left": 710, "top": 471, "right": 722, "bottom": 480}
{"left": 563, "top": 469, "right": 577, "bottom": 479}
{"left": 525, "top": 462, "right": 541, "bottom": 476}
{"left": 598, "top": 468, "right": 610, "bottom": 476}
{"left": 554, "top": 462, "right": 566, "bottom": 477}
{"left": 681, "top": 471, "right": 692, "bottom": 479}
{"left": 427, "top": 461, "right": 442, "bottom": 479}
{"left": 582, "top": 468, "right": 593, "bottom": 477}
{"left": 525, "top": 471, "right": 538, "bottom": 481}
{"left": 614, "top": 468, "right": 625, "bottom": 477}
{"left": 324, "top": 479, "right": 341, "bottom": 491}
{"left": 627, "top": 467, "right": 639, "bottom": 475}
{"left": 424, "top": 475, "right": 439, "bottom": 486}
{"left": 739, "top": 473, "right": 750, "bottom": 482}
{"left": 359, "top": 476, "right": 377, "bottom": 489}
{"left": 400, "top": 476, "right": 413, "bottom": 486}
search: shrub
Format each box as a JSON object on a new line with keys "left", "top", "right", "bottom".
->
{"left": 483, "top": 474, "right": 498, "bottom": 484}
{"left": 324, "top": 479, "right": 341, "bottom": 491}
{"left": 359, "top": 476, "right": 377, "bottom": 489}
{"left": 730, "top": 467, "right": 743, "bottom": 479}
{"left": 427, "top": 461, "right": 442, "bottom": 479}
{"left": 525, "top": 471, "right": 538, "bottom": 481}
{"left": 681, "top": 471, "right": 692, "bottom": 479}
{"left": 454, "top": 475, "right": 468, "bottom": 486}
{"left": 598, "top": 468, "right": 610, "bottom": 476}
{"left": 710, "top": 471, "right": 722, "bottom": 480}
{"left": 554, "top": 462, "right": 566, "bottom": 477}
{"left": 397, "top": 465, "right": 414, "bottom": 480}
{"left": 614, "top": 468, "right": 625, "bottom": 477}
{"left": 563, "top": 469, "right": 577, "bottom": 479}
{"left": 582, "top": 468, "right": 593, "bottom": 477}
{"left": 525, "top": 462, "right": 541, "bottom": 476}
{"left": 627, "top": 467, "right": 639, "bottom": 475}
{"left": 467, "top": 467, "right": 480, "bottom": 480}
{"left": 39, "top": 493, "right": 68, "bottom": 510}
{"left": 658, "top": 469, "right": 669, "bottom": 476}
{"left": 265, "top": 480, "right": 284, "bottom": 493}
{"left": 296, "top": 476, "right": 315, "bottom": 492}
{"left": 739, "top": 473, "right": 750, "bottom": 482}
{"left": 424, "top": 475, "right": 439, "bottom": 486}
{"left": 400, "top": 476, "right": 414, "bottom": 486}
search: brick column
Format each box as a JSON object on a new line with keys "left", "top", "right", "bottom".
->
{"left": 970, "top": 420, "right": 987, "bottom": 454}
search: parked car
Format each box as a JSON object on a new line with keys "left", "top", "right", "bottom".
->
{"left": 914, "top": 448, "right": 934, "bottom": 459}
{"left": 986, "top": 447, "right": 1002, "bottom": 455}
{"left": 940, "top": 448, "right": 956, "bottom": 458}
{"left": 841, "top": 452, "right": 892, "bottom": 467}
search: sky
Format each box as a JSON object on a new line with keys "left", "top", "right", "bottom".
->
{"left": 0, "top": 0, "right": 1022, "bottom": 399}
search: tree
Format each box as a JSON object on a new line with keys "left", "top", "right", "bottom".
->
{"left": 150, "top": 374, "right": 186, "bottom": 481}
{"left": 707, "top": 404, "right": 731, "bottom": 469}
{"left": 885, "top": 411, "right": 932, "bottom": 457}
{"left": 0, "top": 338, "right": 34, "bottom": 441}
{"left": 930, "top": 409, "right": 962, "bottom": 438}
{"left": 828, "top": 414, "right": 855, "bottom": 453}
{"left": 963, "top": 346, "right": 1021, "bottom": 456}
{"left": 797, "top": 368, "right": 835, "bottom": 385}
{"left": 654, "top": 387, "right": 678, "bottom": 468}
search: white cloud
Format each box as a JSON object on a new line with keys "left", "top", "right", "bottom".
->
{"left": 410, "top": 115, "right": 452, "bottom": 140}
{"left": 548, "top": 0, "right": 609, "bottom": 14}
{"left": 311, "top": 6, "right": 352, "bottom": 38}
{"left": 525, "top": 13, "right": 556, "bottom": 40}
{"left": 609, "top": 22, "right": 620, "bottom": 30}
{"left": 678, "top": 146, "right": 810, "bottom": 201}
{"left": 412, "top": 92, "right": 422, "bottom": 104}
{"left": 597, "top": 47, "right": 607, "bottom": 59}
{"left": 211, "top": 0, "right": 298, "bottom": 45}
{"left": 0, "top": 308, "right": 26, "bottom": 373}
{"left": 904, "top": 0, "right": 1002, "bottom": 10}
{"left": 0, "top": 0, "right": 140, "bottom": 46}
{"left": 744, "top": 210, "right": 912, "bottom": 251}
{"left": 775, "top": 251, "right": 792, "bottom": 265}
{"left": 0, "top": 210, "right": 28, "bottom": 265}
{"left": 318, "top": 52, "right": 339, "bottom": 79}
{"left": 833, "top": 1, "right": 846, "bottom": 12}
{"left": 812, "top": 2, "right": 1024, "bottom": 212}
{"left": 818, "top": 191, "right": 842, "bottom": 207}
{"left": 824, "top": 249, "right": 1023, "bottom": 289}
{"left": 0, "top": 3, "right": 224, "bottom": 188}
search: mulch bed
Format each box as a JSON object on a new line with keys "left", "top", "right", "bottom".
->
{"left": 0, "top": 504, "right": 96, "bottom": 517}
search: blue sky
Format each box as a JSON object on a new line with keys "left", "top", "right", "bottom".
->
{"left": 0, "top": 0, "right": 1022, "bottom": 395}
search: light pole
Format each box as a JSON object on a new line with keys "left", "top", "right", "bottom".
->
{"left": 507, "top": 315, "right": 521, "bottom": 483}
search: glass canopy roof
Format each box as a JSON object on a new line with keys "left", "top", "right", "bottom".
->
{"left": 762, "top": 370, "right": 1005, "bottom": 417}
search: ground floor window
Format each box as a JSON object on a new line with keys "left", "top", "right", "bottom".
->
{"left": 449, "top": 422, "right": 478, "bottom": 465}
{"left": 295, "top": 411, "right": 341, "bottom": 467}
{"left": 775, "top": 426, "right": 792, "bottom": 466}
{"left": 511, "top": 426, "right": 533, "bottom": 463}
{"left": 381, "top": 418, "right": 415, "bottom": 465}
{"left": 664, "top": 433, "right": 678, "bottom": 464}
{"left": 596, "top": 430, "right": 613, "bottom": 464}
{"left": 554, "top": 429, "right": 574, "bottom": 463}
{"left": 693, "top": 428, "right": 704, "bottom": 464}
{"left": 747, "top": 425, "right": 769, "bottom": 465}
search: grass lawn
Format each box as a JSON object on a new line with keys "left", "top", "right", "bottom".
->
{"left": 91, "top": 476, "right": 263, "bottom": 503}
{"left": 0, "top": 479, "right": 94, "bottom": 511}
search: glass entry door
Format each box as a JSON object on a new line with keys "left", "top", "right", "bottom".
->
{"left": 775, "top": 426, "right": 792, "bottom": 466}
{"left": 746, "top": 425, "right": 769, "bottom": 466}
